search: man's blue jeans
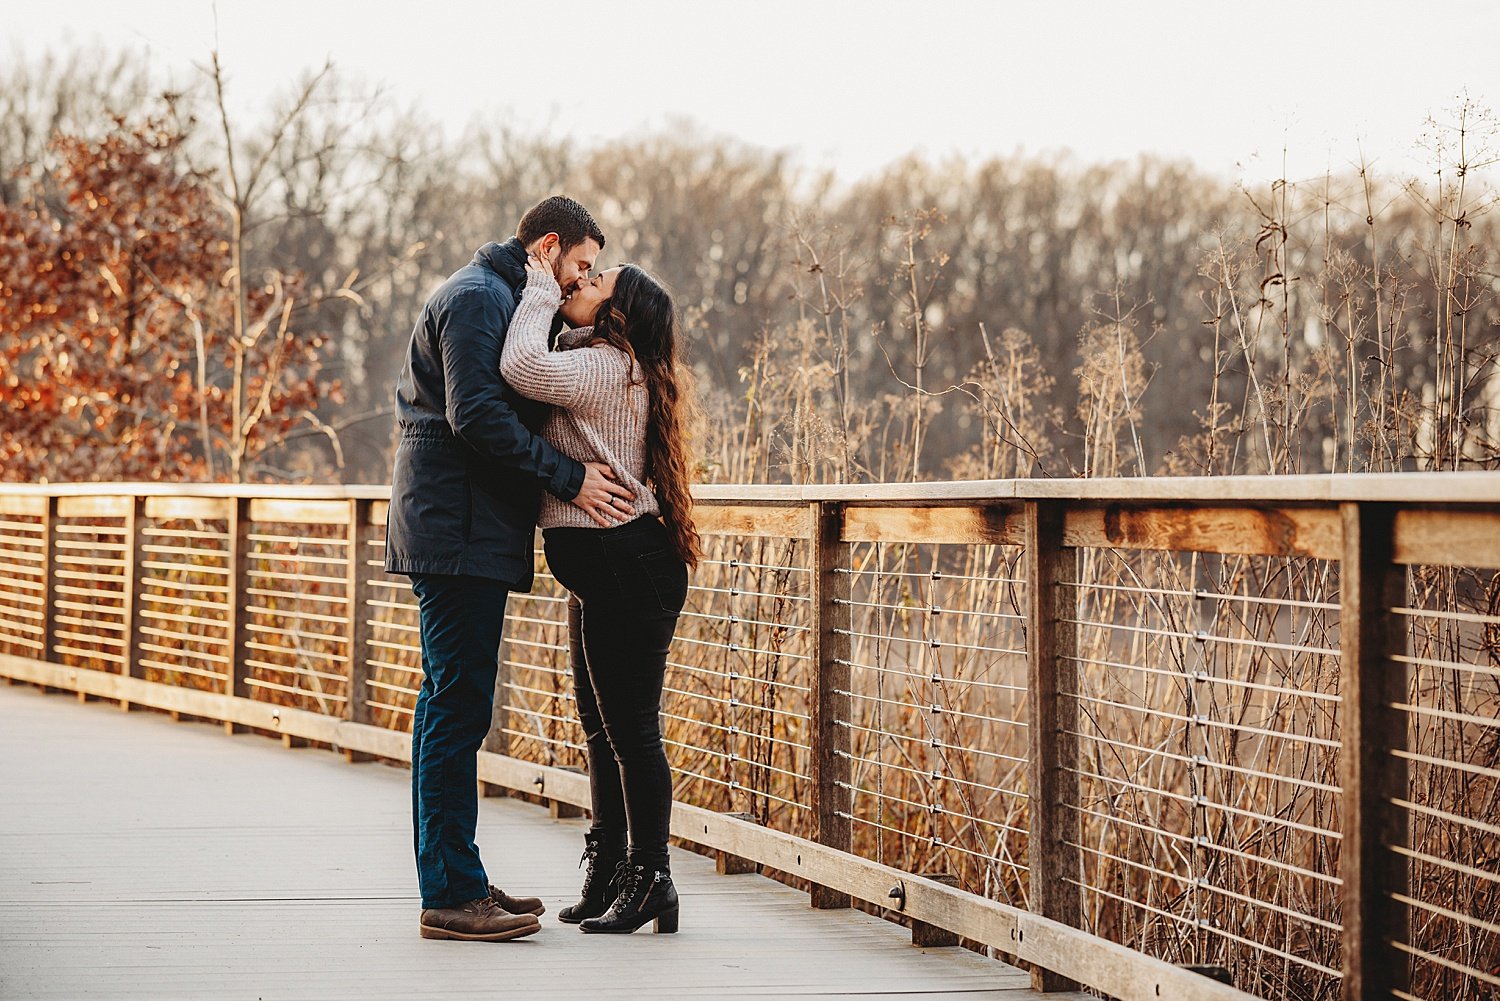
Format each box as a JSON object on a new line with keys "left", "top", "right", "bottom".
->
{"left": 408, "top": 573, "right": 508, "bottom": 909}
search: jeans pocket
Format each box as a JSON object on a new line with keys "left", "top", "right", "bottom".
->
{"left": 636, "top": 549, "right": 688, "bottom": 614}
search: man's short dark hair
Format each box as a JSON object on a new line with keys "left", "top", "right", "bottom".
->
{"left": 517, "top": 195, "right": 606, "bottom": 252}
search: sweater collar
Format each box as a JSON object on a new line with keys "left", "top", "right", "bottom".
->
{"left": 470, "top": 238, "right": 528, "bottom": 292}
{"left": 556, "top": 326, "right": 595, "bottom": 350}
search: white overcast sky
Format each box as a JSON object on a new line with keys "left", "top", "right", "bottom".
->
{"left": 8, "top": 0, "right": 1500, "bottom": 185}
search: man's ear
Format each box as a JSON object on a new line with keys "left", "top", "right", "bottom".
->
{"left": 540, "top": 233, "right": 561, "bottom": 262}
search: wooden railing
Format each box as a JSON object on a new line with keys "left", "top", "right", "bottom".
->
{"left": 2, "top": 475, "right": 1499, "bottom": 1001}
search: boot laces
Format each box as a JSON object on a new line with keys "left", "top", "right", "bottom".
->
{"left": 469, "top": 895, "right": 502, "bottom": 916}
{"left": 578, "top": 848, "right": 623, "bottom": 897}
{"left": 616, "top": 864, "right": 645, "bottom": 901}
{"left": 579, "top": 855, "right": 600, "bottom": 895}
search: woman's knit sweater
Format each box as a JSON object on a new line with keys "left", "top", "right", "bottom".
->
{"left": 499, "top": 270, "right": 660, "bottom": 530}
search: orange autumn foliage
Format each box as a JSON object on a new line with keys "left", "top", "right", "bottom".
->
{"left": 0, "top": 114, "right": 340, "bottom": 482}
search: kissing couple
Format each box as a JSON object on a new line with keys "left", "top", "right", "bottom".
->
{"left": 384, "top": 195, "right": 700, "bottom": 941}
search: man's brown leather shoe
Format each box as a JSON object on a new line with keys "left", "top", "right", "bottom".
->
{"left": 419, "top": 897, "right": 541, "bottom": 941}
{"left": 489, "top": 883, "right": 545, "bottom": 916}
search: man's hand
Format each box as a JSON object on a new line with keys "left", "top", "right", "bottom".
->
{"left": 572, "top": 462, "right": 635, "bottom": 527}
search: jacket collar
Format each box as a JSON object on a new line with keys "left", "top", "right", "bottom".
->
{"left": 471, "top": 238, "right": 528, "bottom": 292}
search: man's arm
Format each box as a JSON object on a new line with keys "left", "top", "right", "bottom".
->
{"left": 439, "top": 286, "right": 584, "bottom": 500}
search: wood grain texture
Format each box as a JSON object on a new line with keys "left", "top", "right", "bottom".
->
{"left": 842, "top": 504, "right": 1024, "bottom": 546}
{"left": 690, "top": 472, "right": 1500, "bottom": 504}
{"left": 1393, "top": 507, "right": 1500, "bottom": 567}
{"left": 224, "top": 499, "right": 252, "bottom": 733}
{"left": 809, "top": 501, "right": 852, "bottom": 909}
{"left": 55, "top": 495, "right": 132, "bottom": 519}
{"left": 1339, "top": 503, "right": 1411, "bottom": 1001}
{"left": 246, "top": 498, "right": 351, "bottom": 526}
{"left": 344, "top": 499, "right": 376, "bottom": 729}
{"left": 5, "top": 471, "right": 1500, "bottom": 506}
{"left": 717, "top": 812, "right": 761, "bottom": 875}
{"left": 1025, "top": 502, "right": 1081, "bottom": 993}
{"left": 912, "top": 873, "right": 963, "bottom": 947}
{"left": 143, "top": 496, "right": 234, "bottom": 521}
{"left": 694, "top": 503, "right": 814, "bottom": 540}
{"left": 0, "top": 495, "right": 47, "bottom": 516}
{"left": 1063, "top": 503, "right": 1341, "bottom": 559}
{"left": 121, "top": 498, "right": 146, "bottom": 708}
{"left": 40, "top": 498, "right": 56, "bottom": 662}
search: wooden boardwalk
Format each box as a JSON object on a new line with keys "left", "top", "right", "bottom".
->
{"left": 0, "top": 684, "right": 1067, "bottom": 1001}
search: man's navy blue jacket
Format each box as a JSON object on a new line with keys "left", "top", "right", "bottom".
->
{"left": 384, "top": 239, "right": 585, "bottom": 590}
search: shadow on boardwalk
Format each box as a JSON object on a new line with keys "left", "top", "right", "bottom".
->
{"left": 0, "top": 683, "right": 1066, "bottom": 1001}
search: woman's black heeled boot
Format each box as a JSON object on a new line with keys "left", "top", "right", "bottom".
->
{"left": 558, "top": 833, "right": 625, "bottom": 924}
{"left": 578, "top": 864, "right": 678, "bottom": 934}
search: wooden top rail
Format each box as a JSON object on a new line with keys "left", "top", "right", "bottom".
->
{"left": 693, "top": 470, "right": 1500, "bottom": 503}
{"left": 4, "top": 471, "right": 1500, "bottom": 504}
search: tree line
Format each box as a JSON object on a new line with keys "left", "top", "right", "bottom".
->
{"left": 2, "top": 48, "right": 1496, "bottom": 484}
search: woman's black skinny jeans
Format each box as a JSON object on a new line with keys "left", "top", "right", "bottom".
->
{"left": 543, "top": 516, "right": 688, "bottom": 871}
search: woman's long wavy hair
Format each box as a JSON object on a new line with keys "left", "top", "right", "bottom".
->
{"left": 586, "top": 265, "right": 701, "bottom": 567}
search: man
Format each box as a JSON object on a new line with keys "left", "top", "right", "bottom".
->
{"left": 385, "top": 195, "right": 634, "bottom": 942}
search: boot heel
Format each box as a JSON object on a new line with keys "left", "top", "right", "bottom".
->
{"left": 653, "top": 905, "right": 679, "bottom": 934}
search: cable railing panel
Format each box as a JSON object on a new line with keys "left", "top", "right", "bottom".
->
{"left": 837, "top": 535, "right": 1032, "bottom": 920}
{"left": 1066, "top": 545, "right": 1344, "bottom": 1000}
{"left": 0, "top": 505, "right": 46, "bottom": 660}
{"left": 48, "top": 504, "right": 129, "bottom": 675}
{"left": 1389, "top": 559, "right": 1500, "bottom": 1001}
{"left": 238, "top": 514, "right": 351, "bottom": 717}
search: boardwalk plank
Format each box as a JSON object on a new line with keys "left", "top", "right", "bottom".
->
{"left": 0, "top": 685, "right": 1060, "bottom": 1000}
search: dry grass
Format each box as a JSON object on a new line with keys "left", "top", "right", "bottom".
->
{"left": 496, "top": 107, "right": 1500, "bottom": 998}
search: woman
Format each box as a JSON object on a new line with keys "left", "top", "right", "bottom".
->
{"left": 500, "top": 253, "right": 699, "bottom": 935}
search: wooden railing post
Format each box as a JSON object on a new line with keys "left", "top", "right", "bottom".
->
{"left": 40, "top": 494, "right": 57, "bottom": 666}
{"left": 344, "top": 499, "right": 377, "bottom": 759}
{"left": 809, "top": 500, "right": 852, "bottom": 909}
{"left": 224, "top": 497, "right": 252, "bottom": 735}
{"left": 716, "top": 812, "right": 761, "bottom": 875}
{"left": 1339, "top": 502, "right": 1410, "bottom": 1001}
{"left": 120, "top": 495, "right": 147, "bottom": 711}
{"left": 1025, "top": 500, "right": 1081, "bottom": 993}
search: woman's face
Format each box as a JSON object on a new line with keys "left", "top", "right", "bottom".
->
{"left": 560, "top": 267, "right": 621, "bottom": 328}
